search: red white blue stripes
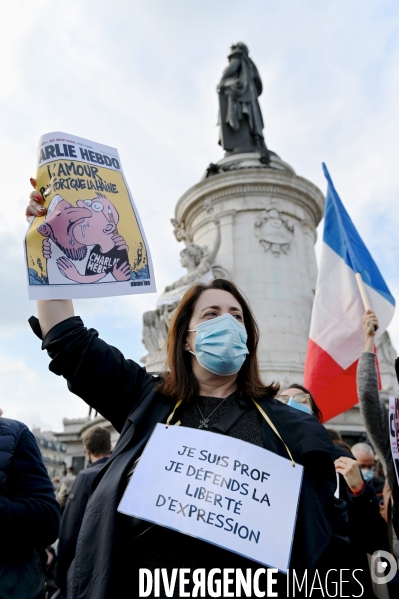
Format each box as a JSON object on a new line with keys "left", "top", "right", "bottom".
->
{"left": 304, "top": 164, "right": 395, "bottom": 421}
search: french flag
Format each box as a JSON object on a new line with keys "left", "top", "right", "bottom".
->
{"left": 304, "top": 164, "right": 395, "bottom": 422}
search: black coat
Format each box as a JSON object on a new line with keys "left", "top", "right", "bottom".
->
{"left": 31, "top": 316, "right": 340, "bottom": 599}
{"left": 334, "top": 445, "right": 390, "bottom": 597}
{"left": 334, "top": 445, "right": 388, "bottom": 552}
{"left": 57, "top": 457, "right": 108, "bottom": 592}
{"left": 0, "top": 417, "right": 60, "bottom": 598}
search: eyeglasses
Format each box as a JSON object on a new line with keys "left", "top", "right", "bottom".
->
{"left": 275, "top": 393, "right": 311, "bottom": 404}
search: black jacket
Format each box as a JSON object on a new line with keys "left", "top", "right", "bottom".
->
{"left": 31, "top": 316, "right": 339, "bottom": 599}
{"left": 334, "top": 444, "right": 389, "bottom": 597}
{"left": 0, "top": 417, "right": 60, "bottom": 598}
{"left": 57, "top": 457, "right": 108, "bottom": 592}
{"left": 334, "top": 445, "right": 389, "bottom": 553}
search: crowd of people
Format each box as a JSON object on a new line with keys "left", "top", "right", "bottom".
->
{"left": 0, "top": 191, "right": 398, "bottom": 598}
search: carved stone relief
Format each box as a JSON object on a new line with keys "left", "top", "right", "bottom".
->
{"left": 142, "top": 201, "right": 222, "bottom": 368}
{"left": 170, "top": 218, "right": 193, "bottom": 243}
{"left": 254, "top": 208, "right": 294, "bottom": 256}
{"left": 376, "top": 331, "right": 399, "bottom": 393}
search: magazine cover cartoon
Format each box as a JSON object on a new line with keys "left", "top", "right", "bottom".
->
{"left": 25, "top": 132, "right": 156, "bottom": 299}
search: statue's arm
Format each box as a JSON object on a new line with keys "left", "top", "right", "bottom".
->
{"left": 218, "top": 59, "right": 240, "bottom": 89}
{"left": 165, "top": 276, "right": 184, "bottom": 292}
{"left": 197, "top": 219, "right": 221, "bottom": 275}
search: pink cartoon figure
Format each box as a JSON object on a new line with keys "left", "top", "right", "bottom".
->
{"left": 38, "top": 194, "right": 131, "bottom": 284}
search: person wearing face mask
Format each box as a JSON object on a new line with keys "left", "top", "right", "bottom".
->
{"left": 28, "top": 281, "right": 347, "bottom": 597}
{"left": 275, "top": 384, "right": 323, "bottom": 420}
{"left": 350, "top": 442, "right": 384, "bottom": 495}
{"left": 333, "top": 446, "right": 390, "bottom": 599}
{"left": 26, "top": 181, "right": 352, "bottom": 599}
{"left": 277, "top": 385, "right": 391, "bottom": 597}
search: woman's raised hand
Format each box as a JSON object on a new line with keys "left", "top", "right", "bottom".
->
{"left": 361, "top": 310, "right": 378, "bottom": 352}
{"left": 26, "top": 178, "right": 46, "bottom": 221}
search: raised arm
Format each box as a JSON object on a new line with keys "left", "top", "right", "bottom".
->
{"left": 361, "top": 309, "right": 378, "bottom": 352}
{"left": 27, "top": 180, "right": 155, "bottom": 431}
{"left": 197, "top": 217, "right": 221, "bottom": 277}
{"left": 356, "top": 311, "right": 393, "bottom": 483}
{"left": 206, "top": 217, "right": 221, "bottom": 265}
{"left": 37, "top": 299, "right": 75, "bottom": 337}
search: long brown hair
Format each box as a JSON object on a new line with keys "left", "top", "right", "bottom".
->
{"left": 158, "top": 279, "right": 279, "bottom": 401}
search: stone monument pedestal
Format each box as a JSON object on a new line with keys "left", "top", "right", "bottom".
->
{"left": 168, "top": 151, "right": 324, "bottom": 388}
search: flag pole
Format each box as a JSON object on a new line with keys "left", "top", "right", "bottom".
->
{"left": 356, "top": 272, "right": 380, "bottom": 385}
{"left": 355, "top": 272, "right": 371, "bottom": 311}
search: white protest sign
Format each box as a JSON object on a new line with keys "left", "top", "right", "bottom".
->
{"left": 389, "top": 397, "right": 399, "bottom": 486}
{"left": 118, "top": 423, "right": 303, "bottom": 573}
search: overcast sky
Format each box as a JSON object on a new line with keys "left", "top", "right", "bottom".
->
{"left": 1, "top": 0, "right": 398, "bottom": 431}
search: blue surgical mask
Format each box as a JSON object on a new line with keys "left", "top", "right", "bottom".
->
{"left": 287, "top": 398, "right": 313, "bottom": 415}
{"left": 361, "top": 468, "right": 374, "bottom": 482}
{"left": 188, "top": 313, "right": 249, "bottom": 376}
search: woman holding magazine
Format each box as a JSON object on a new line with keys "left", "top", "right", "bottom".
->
{"left": 26, "top": 187, "right": 355, "bottom": 599}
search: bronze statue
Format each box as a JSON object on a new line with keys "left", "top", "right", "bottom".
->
{"left": 217, "top": 42, "right": 268, "bottom": 155}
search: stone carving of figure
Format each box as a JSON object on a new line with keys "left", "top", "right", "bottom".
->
{"left": 141, "top": 216, "right": 221, "bottom": 365}
{"left": 376, "top": 331, "right": 399, "bottom": 393}
{"left": 141, "top": 310, "right": 168, "bottom": 357}
{"left": 170, "top": 218, "right": 193, "bottom": 244}
{"left": 159, "top": 215, "right": 221, "bottom": 303}
{"left": 217, "top": 42, "right": 267, "bottom": 154}
{"left": 376, "top": 331, "right": 397, "bottom": 364}
{"left": 254, "top": 208, "right": 294, "bottom": 256}
{"left": 165, "top": 239, "right": 220, "bottom": 293}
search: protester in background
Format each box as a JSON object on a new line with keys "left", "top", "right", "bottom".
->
{"left": 394, "top": 358, "right": 399, "bottom": 536}
{"left": 278, "top": 388, "right": 390, "bottom": 596}
{"left": 351, "top": 441, "right": 384, "bottom": 496}
{"left": 57, "top": 427, "right": 111, "bottom": 598}
{"left": 0, "top": 408, "right": 60, "bottom": 599}
{"left": 275, "top": 383, "right": 323, "bottom": 421}
{"left": 356, "top": 310, "right": 399, "bottom": 544}
{"left": 52, "top": 477, "right": 60, "bottom": 492}
{"left": 56, "top": 467, "right": 76, "bottom": 513}
{"left": 334, "top": 448, "right": 390, "bottom": 599}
